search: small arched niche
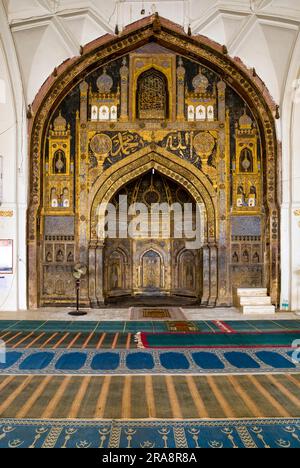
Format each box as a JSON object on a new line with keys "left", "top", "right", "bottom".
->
{"left": 52, "top": 150, "right": 67, "bottom": 174}
{"left": 136, "top": 68, "right": 169, "bottom": 120}
{"left": 141, "top": 249, "right": 163, "bottom": 290}
{"left": 239, "top": 147, "right": 254, "bottom": 173}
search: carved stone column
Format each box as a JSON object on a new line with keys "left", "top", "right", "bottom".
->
{"left": 216, "top": 88, "right": 231, "bottom": 305}
{"left": 88, "top": 241, "right": 97, "bottom": 307}
{"left": 270, "top": 211, "right": 280, "bottom": 306}
{"left": 177, "top": 58, "right": 186, "bottom": 122}
{"left": 28, "top": 242, "right": 38, "bottom": 309}
{"left": 217, "top": 81, "right": 226, "bottom": 122}
{"left": 209, "top": 244, "right": 218, "bottom": 306}
{"left": 78, "top": 86, "right": 89, "bottom": 301}
{"left": 95, "top": 241, "right": 105, "bottom": 305}
{"left": 201, "top": 245, "right": 210, "bottom": 306}
{"left": 120, "top": 58, "right": 129, "bottom": 121}
{"left": 79, "top": 81, "right": 88, "bottom": 123}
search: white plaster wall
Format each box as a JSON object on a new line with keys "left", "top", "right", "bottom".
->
{"left": 0, "top": 1, "right": 27, "bottom": 311}
{"left": 0, "top": 53, "right": 17, "bottom": 310}
{"left": 290, "top": 83, "right": 300, "bottom": 311}
{"left": 0, "top": 43, "right": 18, "bottom": 311}
{"left": 280, "top": 21, "right": 300, "bottom": 312}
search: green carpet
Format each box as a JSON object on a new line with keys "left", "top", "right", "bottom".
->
{"left": 139, "top": 331, "right": 300, "bottom": 348}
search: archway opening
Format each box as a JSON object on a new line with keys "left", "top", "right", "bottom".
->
{"left": 102, "top": 170, "right": 205, "bottom": 306}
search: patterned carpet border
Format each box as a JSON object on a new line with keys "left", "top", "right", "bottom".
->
{"left": 0, "top": 418, "right": 299, "bottom": 448}
{"left": 0, "top": 347, "right": 299, "bottom": 375}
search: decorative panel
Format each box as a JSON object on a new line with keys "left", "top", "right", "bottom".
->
{"left": 30, "top": 27, "right": 277, "bottom": 308}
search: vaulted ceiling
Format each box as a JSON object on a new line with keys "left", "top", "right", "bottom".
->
{"left": 2, "top": 0, "right": 300, "bottom": 104}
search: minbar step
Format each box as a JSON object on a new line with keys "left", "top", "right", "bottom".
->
{"left": 236, "top": 288, "right": 268, "bottom": 297}
{"left": 241, "top": 305, "right": 276, "bottom": 315}
{"left": 239, "top": 296, "right": 272, "bottom": 306}
{"left": 234, "top": 288, "right": 275, "bottom": 315}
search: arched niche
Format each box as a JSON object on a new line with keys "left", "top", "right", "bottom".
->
{"left": 239, "top": 148, "right": 254, "bottom": 173}
{"left": 27, "top": 15, "right": 280, "bottom": 309}
{"left": 136, "top": 68, "right": 169, "bottom": 120}
{"left": 89, "top": 149, "right": 215, "bottom": 305}
{"left": 141, "top": 249, "right": 164, "bottom": 290}
{"left": 105, "top": 248, "right": 127, "bottom": 293}
{"left": 52, "top": 150, "right": 67, "bottom": 174}
{"left": 177, "top": 249, "right": 197, "bottom": 294}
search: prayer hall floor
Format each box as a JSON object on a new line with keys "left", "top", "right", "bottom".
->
{"left": 0, "top": 374, "right": 299, "bottom": 420}
{"left": 0, "top": 316, "right": 299, "bottom": 449}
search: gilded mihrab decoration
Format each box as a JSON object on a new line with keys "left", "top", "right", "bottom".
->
{"left": 27, "top": 15, "right": 279, "bottom": 309}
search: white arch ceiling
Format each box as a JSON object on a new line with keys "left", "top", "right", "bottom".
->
{"left": 1, "top": 0, "right": 300, "bottom": 104}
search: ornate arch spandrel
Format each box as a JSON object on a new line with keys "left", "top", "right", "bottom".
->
{"left": 28, "top": 14, "right": 280, "bottom": 308}
{"left": 89, "top": 146, "right": 216, "bottom": 209}
{"left": 89, "top": 149, "right": 216, "bottom": 243}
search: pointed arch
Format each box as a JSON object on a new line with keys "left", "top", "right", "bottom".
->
{"left": 89, "top": 147, "right": 216, "bottom": 243}
{"left": 27, "top": 14, "right": 279, "bottom": 308}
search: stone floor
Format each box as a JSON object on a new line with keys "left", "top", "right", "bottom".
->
{"left": 0, "top": 307, "right": 298, "bottom": 321}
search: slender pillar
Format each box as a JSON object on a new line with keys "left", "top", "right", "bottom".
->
{"left": 177, "top": 58, "right": 186, "bottom": 122}
{"left": 88, "top": 241, "right": 97, "bottom": 307}
{"left": 208, "top": 244, "right": 218, "bottom": 306}
{"left": 201, "top": 245, "right": 210, "bottom": 305}
{"left": 217, "top": 81, "right": 226, "bottom": 122}
{"left": 217, "top": 104, "right": 231, "bottom": 305}
{"left": 120, "top": 58, "right": 129, "bottom": 121}
{"left": 79, "top": 81, "right": 88, "bottom": 123}
{"left": 96, "top": 241, "right": 105, "bottom": 305}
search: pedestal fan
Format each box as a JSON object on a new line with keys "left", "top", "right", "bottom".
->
{"left": 68, "top": 264, "right": 88, "bottom": 317}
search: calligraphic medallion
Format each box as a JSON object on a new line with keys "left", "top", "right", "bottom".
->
{"left": 193, "top": 132, "right": 215, "bottom": 156}
{"left": 90, "top": 134, "right": 112, "bottom": 156}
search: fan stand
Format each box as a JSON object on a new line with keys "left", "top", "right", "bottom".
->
{"left": 68, "top": 279, "right": 87, "bottom": 317}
